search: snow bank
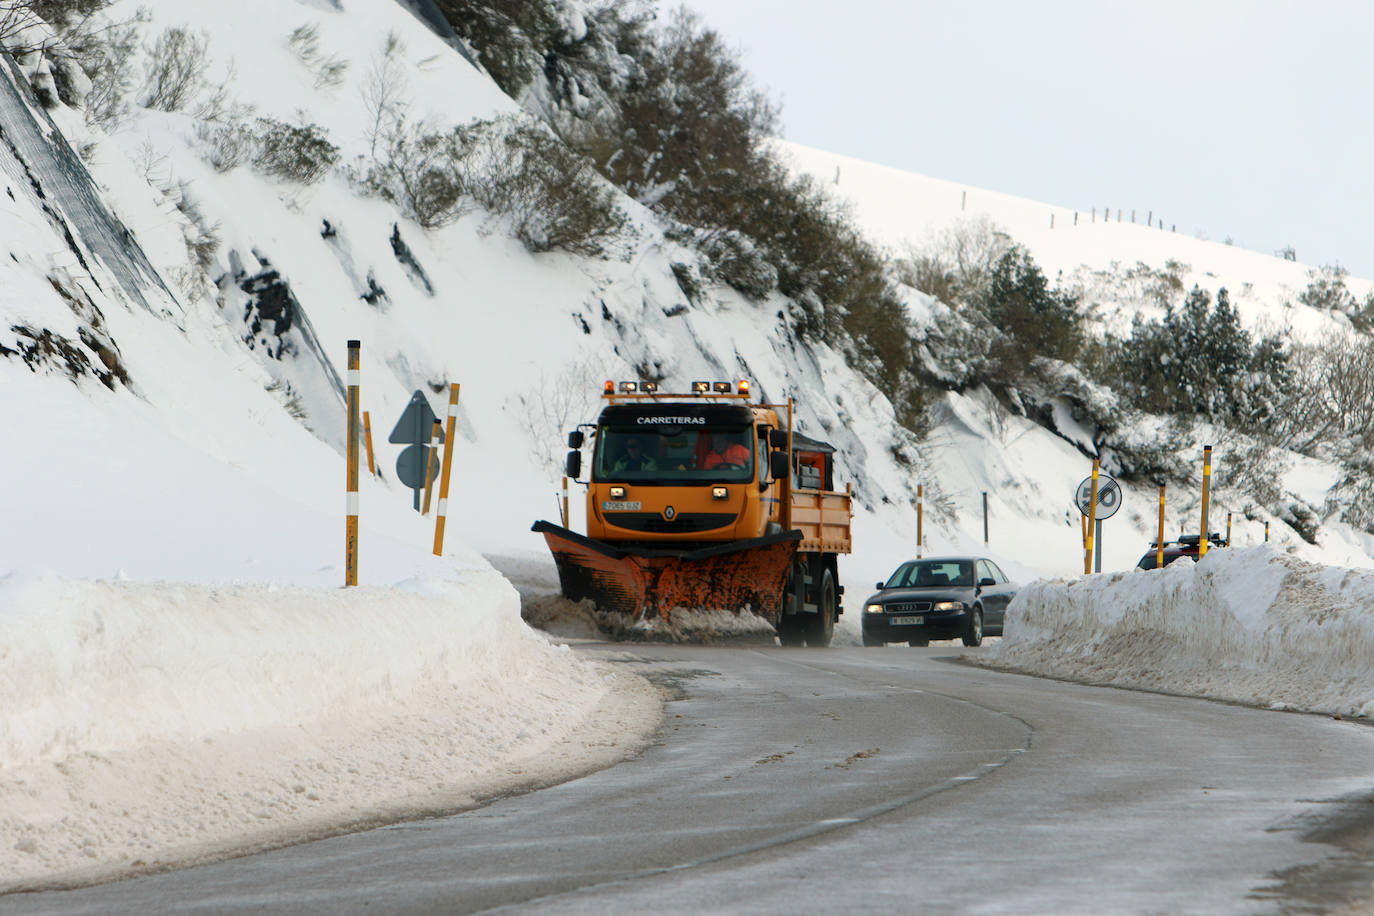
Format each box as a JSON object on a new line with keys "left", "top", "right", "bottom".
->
{"left": 987, "top": 546, "right": 1374, "bottom": 718}
{"left": 0, "top": 573, "right": 662, "bottom": 891}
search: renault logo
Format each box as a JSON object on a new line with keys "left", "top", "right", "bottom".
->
{"left": 663, "top": 506, "right": 676, "bottom": 520}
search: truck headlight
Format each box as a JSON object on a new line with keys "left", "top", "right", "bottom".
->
{"left": 712, "top": 486, "right": 728, "bottom": 500}
{"left": 933, "top": 601, "right": 963, "bottom": 612}
{"left": 609, "top": 486, "right": 626, "bottom": 498}
{"left": 865, "top": 603, "right": 884, "bottom": 614}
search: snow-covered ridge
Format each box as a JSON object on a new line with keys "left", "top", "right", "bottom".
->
{"left": 989, "top": 546, "right": 1374, "bottom": 718}
{"left": 0, "top": 570, "right": 659, "bottom": 890}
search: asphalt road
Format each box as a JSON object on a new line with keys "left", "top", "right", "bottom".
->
{"left": 5, "top": 644, "right": 1374, "bottom": 915}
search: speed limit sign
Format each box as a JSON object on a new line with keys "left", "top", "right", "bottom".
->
{"left": 1075, "top": 474, "right": 1122, "bottom": 520}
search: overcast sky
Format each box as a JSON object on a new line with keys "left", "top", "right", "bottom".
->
{"left": 684, "top": 0, "right": 1374, "bottom": 281}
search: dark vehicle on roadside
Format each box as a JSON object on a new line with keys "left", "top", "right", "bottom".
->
{"left": 1136, "top": 533, "right": 1227, "bottom": 570}
{"left": 861, "top": 556, "right": 1016, "bottom": 648}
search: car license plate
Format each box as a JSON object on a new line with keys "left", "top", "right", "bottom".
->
{"left": 602, "top": 500, "right": 641, "bottom": 511}
{"left": 891, "top": 616, "right": 924, "bottom": 626}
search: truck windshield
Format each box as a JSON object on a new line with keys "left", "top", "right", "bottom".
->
{"left": 594, "top": 425, "right": 755, "bottom": 483}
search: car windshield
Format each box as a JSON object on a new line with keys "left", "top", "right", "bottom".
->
{"left": 885, "top": 560, "right": 975, "bottom": 588}
{"left": 593, "top": 425, "right": 755, "bottom": 483}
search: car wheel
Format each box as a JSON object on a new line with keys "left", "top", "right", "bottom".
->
{"left": 862, "top": 632, "right": 885, "bottom": 647}
{"left": 907, "top": 638, "right": 929, "bottom": 647}
{"left": 962, "top": 606, "right": 983, "bottom": 647}
{"left": 803, "top": 569, "right": 836, "bottom": 648}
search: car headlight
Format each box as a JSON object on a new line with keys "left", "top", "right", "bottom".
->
{"left": 933, "top": 601, "right": 963, "bottom": 612}
{"left": 865, "top": 603, "right": 884, "bottom": 614}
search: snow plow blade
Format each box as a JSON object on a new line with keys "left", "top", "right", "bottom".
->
{"left": 532, "top": 521, "right": 801, "bottom": 623}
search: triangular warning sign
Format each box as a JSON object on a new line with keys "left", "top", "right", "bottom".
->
{"left": 388, "top": 390, "right": 443, "bottom": 444}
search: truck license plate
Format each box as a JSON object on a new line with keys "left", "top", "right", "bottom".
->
{"left": 602, "top": 500, "right": 642, "bottom": 511}
{"left": 892, "top": 616, "right": 924, "bottom": 626}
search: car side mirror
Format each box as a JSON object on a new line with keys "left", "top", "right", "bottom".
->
{"left": 768, "top": 429, "right": 787, "bottom": 448}
{"left": 978, "top": 577, "right": 995, "bottom": 588}
{"left": 769, "top": 450, "right": 789, "bottom": 481}
{"left": 567, "top": 429, "right": 584, "bottom": 449}
{"left": 565, "top": 450, "right": 582, "bottom": 479}
{"left": 876, "top": 581, "right": 885, "bottom": 589}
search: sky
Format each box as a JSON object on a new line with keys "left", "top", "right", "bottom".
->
{"left": 4, "top": 0, "right": 1374, "bottom": 893}
{"left": 685, "top": 0, "right": 1374, "bottom": 281}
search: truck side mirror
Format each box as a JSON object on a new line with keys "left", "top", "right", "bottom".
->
{"left": 768, "top": 429, "right": 787, "bottom": 448}
{"left": 567, "top": 430, "right": 585, "bottom": 449}
{"left": 565, "top": 450, "right": 582, "bottom": 479}
{"left": 769, "top": 450, "right": 789, "bottom": 481}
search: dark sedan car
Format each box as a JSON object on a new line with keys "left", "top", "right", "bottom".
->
{"left": 1136, "top": 533, "right": 1227, "bottom": 570}
{"left": 861, "top": 556, "right": 1017, "bottom": 648}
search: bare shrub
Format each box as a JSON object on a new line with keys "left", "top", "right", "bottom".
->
{"left": 362, "top": 121, "right": 473, "bottom": 229}
{"left": 464, "top": 117, "right": 628, "bottom": 257}
{"left": 512, "top": 356, "right": 604, "bottom": 479}
{"left": 252, "top": 117, "right": 338, "bottom": 184}
{"left": 195, "top": 118, "right": 253, "bottom": 172}
{"left": 360, "top": 31, "right": 407, "bottom": 160}
{"left": 916, "top": 215, "right": 1014, "bottom": 310}
{"left": 1272, "top": 335, "right": 1374, "bottom": 458}
{"left": 139, "top": 26, "right": 211, "bottom": 112}
{"left": 287, "top": 22, "right": 349, "bottom": 90}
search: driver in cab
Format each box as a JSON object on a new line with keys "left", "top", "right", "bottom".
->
{"left": 701, "top": 433, "right": 750, "bottom": 470}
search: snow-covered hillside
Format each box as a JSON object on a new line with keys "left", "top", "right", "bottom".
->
{"left": 777, "top": 139, "right": 1374, "bottom": 575}
{"left": 3, "top": 0, "right": 1374, "bottom": 893}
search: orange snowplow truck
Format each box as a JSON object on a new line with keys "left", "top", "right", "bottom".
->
{"left": 532, "top": 379, "right": 852, "bottom": 646}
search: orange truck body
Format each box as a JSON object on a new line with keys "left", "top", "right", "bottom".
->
{"left": 533, "top": 382, "right": 852, "bottom": 646}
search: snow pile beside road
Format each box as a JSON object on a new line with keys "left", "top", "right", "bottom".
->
{"left": 0, "top": 572, "right": 662, "bottom": 891}
{"left": 986, "top": 546, "right": 1374, "bottom": 718}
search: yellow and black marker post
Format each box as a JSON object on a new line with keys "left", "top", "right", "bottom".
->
{"left": 362, "top": 410, "right": 376, "bottom": 476}
{"left": 1157, "top": 484, "right": 1166, "bottom": 569}
{"left": 917, "top": 483, "right": 924, "bottom": 559}
{"left": 346, "top": 340, "right": 360, "bottom": 586}
{"left": 1199, "top": 445, "right": 1212, "bottom": 559}
{"left": 1084, "top": 458, "right": 1100, "bottom": 575}
{"left": 433, "top": 383, "right": 460, "bottom": 556}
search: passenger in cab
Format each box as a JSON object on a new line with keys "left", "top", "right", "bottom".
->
{"left": 614, "top": 437, "right": 657, "bottom": 472}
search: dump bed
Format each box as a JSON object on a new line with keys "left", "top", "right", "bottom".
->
{"left": 789, "top": 431, "right": 852, "bottom": 555}
{"left": 790, "top": 486, "right": 852, "bottom": 554}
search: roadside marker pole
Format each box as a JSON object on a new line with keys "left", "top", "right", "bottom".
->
{"left": 982, "top": 491, "right": 989, "bottom": 544}
{"left": 433, "top": 383, "right": 460, "bottom": 556}
{"left": 1157, "top": 484, "right": 1166, "bottom": 569}
{"left": 1084, "top": 458, "right": 1100, "bottom": 574}
{"left": 362, "top": 411, "right": 377, "bottom": 476}
{"left": 346, "top": 340, "right": 360, "bottom": 586}
{"left": 1265, "top": 521, "right": 1270, "bottom": 542}
{"left": 917, "top": 484, "right": 924, "bottom": 559}
{"left": 1227, "top": 511, "right": 1232, "bottom": 545}
{"left": 1199, "top": 445, "right": 1213, "bottom": 559}
{"left": 561, "top": 476, "right": 570, "bottom": 527}
{"left": 421, "top": 419, "right": 441, "bottom": 515}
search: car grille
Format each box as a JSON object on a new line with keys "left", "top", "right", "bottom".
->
{"left": 608, "top": 512, "right": 736, "bottom": 534}
{"left": 884, "top": 601, "right": 933, "bottom": 613}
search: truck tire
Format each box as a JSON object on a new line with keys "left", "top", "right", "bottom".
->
{"left": 776, "top": 564, "right": 805, "bottom": 647}
{"left": 803, "top": 569, "right": 836, "bottom": 647}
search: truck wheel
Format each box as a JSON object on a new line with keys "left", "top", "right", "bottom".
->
{"left": 776, "top": 564, "right": 805, "bottom": 647}
{"left": 803, "top": 570, "right": 836, "bottom": 647}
